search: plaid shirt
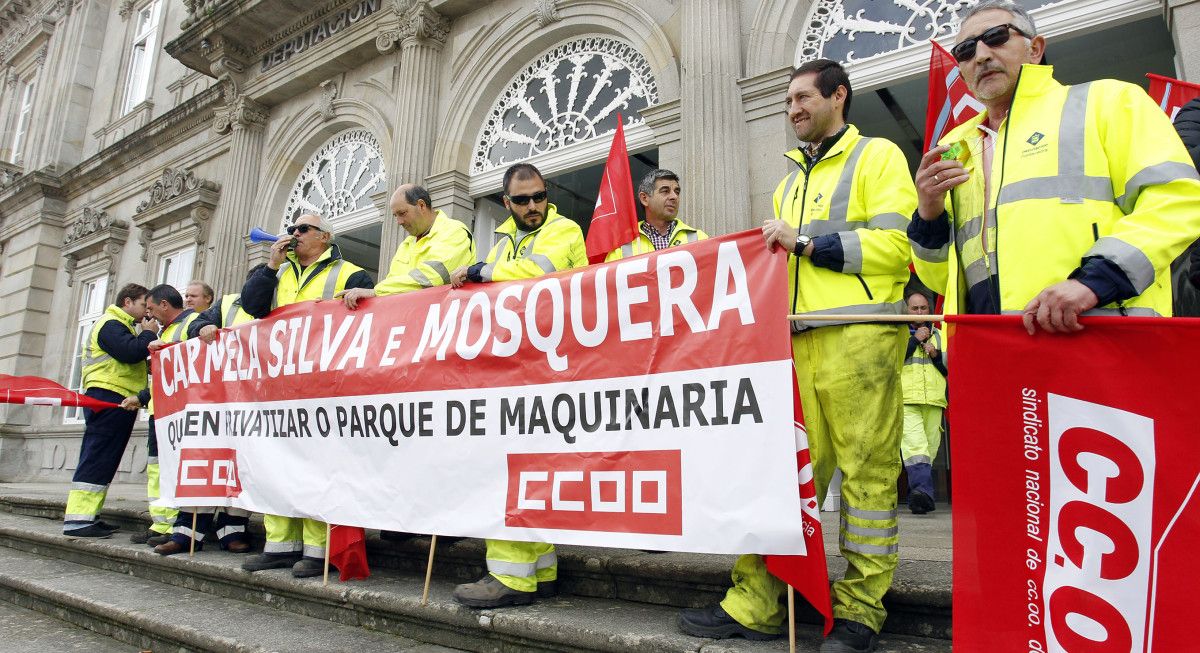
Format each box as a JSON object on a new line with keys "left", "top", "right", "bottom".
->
{"left": 640, "top": 220, "right": 676, "bottom": 250}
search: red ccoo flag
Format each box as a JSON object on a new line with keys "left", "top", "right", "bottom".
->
{"left": 0, "top": 374, "right": 120, "bottom": 411}
{"left": 764, "top": 369, "right": 834, "bottom": 636}
{"left": 1146, "top": 73, "right": 1200, "bottom": 122}
{"left": 924, "top": 41, "right": 983, "bottom": 151}
{"left": 328, "top": 525, "right": 370, "bottom": 581}
{"left": 585, "top": 115, "right": 639, "bottom": 264}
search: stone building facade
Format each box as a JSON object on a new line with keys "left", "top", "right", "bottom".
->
{"left": 1, "top": 0, "right": 1197, "bottom": 482}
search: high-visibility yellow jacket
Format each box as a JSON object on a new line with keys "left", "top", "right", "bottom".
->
{"left": 773, "top": 125, "right": 915, "bottom": 329}
{"left": 80, "top": 305, "right": 151, "bottom": 398}
{"left": 603, "top": 219, "right": 708, "bottom": 261}
{"left": 901, "top": 326, "right": 947, "bottom": 408}
{"left": 147, "top": 309, "right": 198, "bottom": 414}
{"left": 480, "top": 204, "right": 586, "bottom": 281}
{"left": 269, "top": 244, "right": 371, "bottom": 310}
{"left": 911, "top": 64, "right": 1200, "bottom": 316}
{"left": 376, "top": 211, "right": 476, "bottom": 295}
{"left": 215, "top": 294, "right": 254, "bottom": 327}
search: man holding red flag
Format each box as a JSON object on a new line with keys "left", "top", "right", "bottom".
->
{"left": 909, "top": 0, "right": 1200, "bottom": 328}
{"left": 679, "top": 58, "right": 915, "bottom": 653}
{"left": 604, "top": 169, "right": 707, "bottom": 261}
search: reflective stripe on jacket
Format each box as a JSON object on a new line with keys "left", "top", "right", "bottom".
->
{"left": 901, "top": 327, "right": 947, "bottom": 408}
{"left": 272, "top": 244, "right": 366, "bottom": 309}
{"left": 912, "top": 64, "right": 1200, "bottom": 316}
{"left": 603, "top": 219, "right": 708, "bottom": 261}
{"left": 482, "top": 204, "right": 586, "bottom": 281}
{"left": 81, "top": 305, "right": 148, "bottom": 398}
{"left": 376, "top": 211, "right": 476, "bottom": 295}
{"left": 774, "top": 124, "right": 916, "bottom": 329}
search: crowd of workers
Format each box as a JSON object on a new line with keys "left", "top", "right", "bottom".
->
{"left": 59, "top": 1, "right": 1200, "bottom": 651}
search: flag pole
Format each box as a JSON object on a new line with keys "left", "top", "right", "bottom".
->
{"left": 189, "top": 512, "right": 197, "bottom": 557}
{"left": 323, "top": 523, "right": 332, "bottom": 586}
{"left": 422, "top": 535, "right": 438, "bottom": 606}
{"left": 787, "top": 586, "right": 796, "bottom": 653}
{"left": 790, "top": 314, "right": 945, "bottom": 323}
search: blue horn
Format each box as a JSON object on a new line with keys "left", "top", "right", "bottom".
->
{"left": 248, "top": 227, "right": 279, "bottom": 243}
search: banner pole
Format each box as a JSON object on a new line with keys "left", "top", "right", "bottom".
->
{"left": 789, "top": 313, "right": 945, "bottom": 323}
{"left": 787, "top": 586, "right": 796, "bottom": 653}
{"left": 188, "top": 512, "right": 197, "bottom": 557}
{"left": 422, "top": 535, "right": 438, "bottom": 606}
{"left": 323, "top": 523, "right": 332, "bottom": 586}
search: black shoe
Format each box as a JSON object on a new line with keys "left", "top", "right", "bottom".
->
{"left": 380, "top": 530, "right": 419, "bottom": 542}
{"left": 908, "top": 491, "right": 935, "bottom": 515}
{"left": 452, "top": 575, "right": 536, "bottom": 608}
{"left": 146, "top": 533, "right": 172, "bottom": 547}
{"left": 292, "top": 557, "right": 326, "bottom": 578}
{"left": 64, "top": 524, "right": 113, "bottom": 538}
{"left": 677, "top": 605, "right": 780, "bottom": 641}
{"left": 242, "top": 553, "right": 302, "bottom": 572}
{"left": 130, "top": 529, "right": 156, "bottom": 544}
{"left": 820, "top": 619, "right": 879, "bottom": 653}
{"left": 95, "top": 521, "right": 119, "bottom": 532}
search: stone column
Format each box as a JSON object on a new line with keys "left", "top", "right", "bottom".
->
{"left": 679, "top": 0, "right": 750, "bottom": 236}
{"left": 206, "top": 95, "right": 268, "bottom": 296}
{"left": 1167, "top": 0, "right": 1200, "bottom": 81}
{"left": 376, "top": 1, "right": 450, "bottom": 261}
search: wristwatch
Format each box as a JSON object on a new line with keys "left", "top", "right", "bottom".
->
{"left": 794, "top": 234, "right": 813, "bottom": 256}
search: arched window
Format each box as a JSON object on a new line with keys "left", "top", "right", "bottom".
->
{"left": 471, "top": 36, "right": 660, "bottom": 175}
{"left": 282, "top": 129, "right": 386, "bottom": 232}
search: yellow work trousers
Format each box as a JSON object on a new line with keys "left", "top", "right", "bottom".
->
{"left": 263, "top": 514, "right": 327, "bottom": 559}
{"left": 485, "top": 539, "right": 557, "bottom": 592}
{"left": 721, "top": 324, "right": 905, "bottom": 634}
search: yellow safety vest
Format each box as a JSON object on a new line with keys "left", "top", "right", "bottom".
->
{"left": 913, "top": 64, "right": 1200, "bottom": 316}
{"left": 148, "top": 310, "right": 199, "bottom": 414}
{"left": 80, "top": 305, "right": 148, "bottom": 398}
{"left": 901, "top": 327, "right": 947, "bottom": 408}
{"left": 773, "top": 124, "right": 916, "bottom": 329}
{"left": 217, "top": 294, "right": 254, "bottom": 327}
{"left": 376, "top": 211, "right": 476, "bottom": 296}
{"left": 272, "top": 244, "right": 365, "bottom": 309}
{"left": 481, "top": 204, "right": 586, "bottom": 281}
{"left": 603, "top": 219, "right": 708, "bottom": 261}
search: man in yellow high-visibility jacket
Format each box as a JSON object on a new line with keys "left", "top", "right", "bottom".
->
{"left": 449, "top": 163, "right": 585, "bottom": 609}
{"left": 239, "top": 213, "right": 374, "bottom": 578}
{"left": 604, "top": 169, "right": 707, "bottom": 261}
{"left": 63, "top": 283, "right": 157, "bottom": 538}
{"left": 899, "top": 290, "right": 947, "bottom": 516}
{"left": 679, "top": 59, "right": 915, "bottom": 653}
{"left": 910, "top": 1, "right": 1200, "bottom": 329}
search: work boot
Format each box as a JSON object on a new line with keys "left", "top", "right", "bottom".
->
{"left": 292, "top": 557, "right": 326, "bottom": 578}
{"left": 154, "top": 540, "right": 197, "bottom": 556}
{"left": 536, "top": 579, "right": 557, "bottom": 598}
{"left": 677, "top": 604, "right": 780, "bottom": 641}
{"left": 146, "top": 533, "right": 172, "bottom": 547}
{"left": 130, "top": 529, "right": 157, "bottom": 544}
{"left": 95, "top": 521, "right": 119, "bottom": 532}
{"left": 908, "top": 490, "right": 936, "bottom": 515}
{"left": 242, "top": 552, "right": 302, "bottom": 572}
{"left": 820, "top": 619, "right": 879, "bottom": 653}
{"left": 452, "top": 575, "right": 535, "bottom": 608}
{"left": 224, "top": 539, "right": 251, "bottom": 554}
{"left": 64, "top": 524, "right": 113, "bottom": 538}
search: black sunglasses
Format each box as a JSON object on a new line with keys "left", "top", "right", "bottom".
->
{"left": 286, "top": 223, "right": 324, "bottom": 235}
{"left": 506, "top": 190, "right": 548, "bottom": 206}
{"left": 951, "top": 23, "right": 1032, "bottom": 63}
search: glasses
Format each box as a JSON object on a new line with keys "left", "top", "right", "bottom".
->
{"left": 506, "top": 190, "right": 548, "bottom": 206}
{"left": 286, "top": 224, "right": 324, "bottom": 235}
{"left": 951, "top": 23, "right": 1032, "bottom": 63}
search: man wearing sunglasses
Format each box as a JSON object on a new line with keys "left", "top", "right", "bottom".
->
{"left": 239, "top": 212, "right": 375, "bottom": 578}
{"left": 449, "top": 162, "right": 585, "bottom": 609}
{"left": 910, "top": 0, "right": 1200, "bottom": 332}
{"left": 680, "top": 58, "right": 915, "bottom": 653}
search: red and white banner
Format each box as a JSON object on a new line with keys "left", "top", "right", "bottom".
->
{"left": 950, "top": 315, "right": 1200, "bottom": 652}
{"left": 924, "top": 41, "right": 983, "bottom": 151}
{"left": 1146, "top": 73, "right": 1200, "bottom": 122}
{"left": 151, "top": 231, "right": 809, "bottom": 554}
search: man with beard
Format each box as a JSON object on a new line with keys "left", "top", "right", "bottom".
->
{"left": 449, "top": 163, "right": 585, "bottom": 608}
{"left": 678, "top": 59, "right": 916, "bottom": 653}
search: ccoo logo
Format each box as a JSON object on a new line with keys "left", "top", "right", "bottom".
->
{"left": 176, "top": 448, "right": 242, "bottom": 498}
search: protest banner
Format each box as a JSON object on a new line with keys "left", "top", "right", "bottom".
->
{"left": 950, "top": 315, "right": 1199, "bottom": 652}
{"left": 151, "top": 230, "right": 809, "bottom": 554}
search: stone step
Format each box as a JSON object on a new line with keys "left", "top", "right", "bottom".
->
{"left": 0, "top": 510, "right": 951, "bottom": 653}
{"left": 0, "top": 594, "right": 134, "bottom": 652}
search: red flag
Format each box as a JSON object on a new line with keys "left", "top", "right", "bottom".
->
{"left": 327, "top": 525, "right": 369, "bottom": 581}
{"left": 0, "top": 374, "right": 119, "bottom": 411}
{"left": 1146, "top": 73, "right": 1200, "bottom": 122}
{"left": 923, "top": 41, "right": 983, "bottom": 151}
{"left": 764, "top": 370, "right": 834, "bottom": 636}
{"left": 585, "top": 115, "right": 639, "bottom": 264}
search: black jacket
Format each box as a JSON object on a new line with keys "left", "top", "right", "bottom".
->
{"left": 1176, "top": 97, "right": 1200, "bottom": 172}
